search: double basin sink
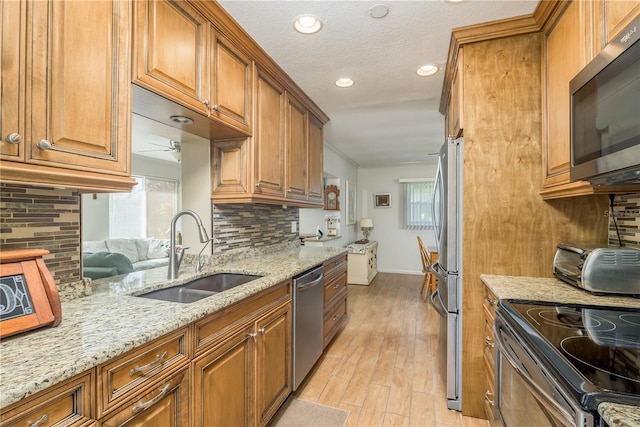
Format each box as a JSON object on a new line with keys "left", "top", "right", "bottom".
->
{"left": 137, "top": 273, "right": 262, "bottom": 303}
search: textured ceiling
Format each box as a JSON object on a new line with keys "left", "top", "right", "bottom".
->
{"left": 218, "top": 0, "right": 539, "bottom": 167}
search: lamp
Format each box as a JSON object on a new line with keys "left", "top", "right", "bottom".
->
{"left": 360, "top": 218, "right": 373, "bottom": 242}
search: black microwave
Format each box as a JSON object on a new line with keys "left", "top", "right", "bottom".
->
{"left": 570, "top": 15, "right": 640, "bottom": 186}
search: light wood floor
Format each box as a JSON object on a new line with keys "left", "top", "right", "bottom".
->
{"left": 294, "top": 273, "right": 489, "bottom": 427}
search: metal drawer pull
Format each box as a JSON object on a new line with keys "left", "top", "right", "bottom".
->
{"left": 333, "top": 284, "right": 340, "bottom": 289}
{"left": 485, "top": 296, "right": 496, "bottom": 306}
{"left": 132, "top": 383, "right": 171, "bottom": 414}
{"left": 130, "top": 351, "right": 168, "bottom": 376}
{"left": 484, "top": 390, "right": 494, "bottom": 406}
{"left": 29, "top": 414, "right": 48, "bottom": 427}
{"left": 485, "top": 336, "right": 494, "bottom": 348}
{"left": 332, "top": 314, "right": 340, "bottom": 321}
{"left": 5, "top": 133, "right": 22, "bottom": 144}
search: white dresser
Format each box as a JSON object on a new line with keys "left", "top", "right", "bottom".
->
{"left": 347, "top": 240, "right": 378, "bottom": 285}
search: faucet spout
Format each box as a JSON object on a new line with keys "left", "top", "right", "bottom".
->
{"left": 168, "top": 210, "right": 210, "bottom": 279}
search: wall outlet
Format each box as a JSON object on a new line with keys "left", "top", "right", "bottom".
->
{"left": 291, "top": 221, "right": 297, "bottom": 233}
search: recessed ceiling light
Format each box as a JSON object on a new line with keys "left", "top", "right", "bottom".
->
{"left": 335, "top": 78, "right": 354, "bottom": 88}
{"left": 416, "top": 65, "right": 438, "bottom": 77}
{"left": 169, "top": 115, "right": 194, "bottom": 124}
{"left": 444, "top": 0, "right": 466, "bottom": 3}
{"left": 294, "top": 15, "right": 323, "bottom": 34}
{"left": 369, "top": 4, "right": 390, "bottom": 19}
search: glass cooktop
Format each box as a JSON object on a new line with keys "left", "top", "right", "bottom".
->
{"left": 499, "top": 300, "right": 640, "bottom": 409}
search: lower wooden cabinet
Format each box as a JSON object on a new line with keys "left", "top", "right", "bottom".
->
{"left": 193, "top": 300, "right": 292, "bottom": 427}
{"left": 100, "top": 367, "right": 190, "bottom": 427}
{"left": 0, "top": 371, "right": 95, "bottom": 427}
{"left": 323, "top": 254, "right": 348, "bottom": 348}
{"left": 483, "top": 286, "right": 499, "bottom": 425}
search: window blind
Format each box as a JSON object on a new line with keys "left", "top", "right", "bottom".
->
{"left": 402, "top": 181, "right": 434, "bottom": 229}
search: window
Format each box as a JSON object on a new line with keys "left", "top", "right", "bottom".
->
{"left": 109, "top": 176, "right": 179, "bottom": 239}
{"left": 402, "top": 180, "right": 434, "bottom": 229}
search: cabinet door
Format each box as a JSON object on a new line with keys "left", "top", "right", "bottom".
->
{"left": 285, "top": 93, "right": 308, "bottom": 201}
{"left": 0, "top": 0, "right": 25, "bottom": 161}
{"left": 134, "top": 0, "right": 209, "bottom": 114}
{"left": 543, "top": 1, "right": 596, "bottom": 188}
{"left": 193, "top": 324, "right": 254, "bottom": 427}
{"left": 253, "top": 69, "right": 285, "bottom": 198}
{"left": 27, "top": 0, "right": 130, "bottom": 174}
{"left": 100, "top": 367, "right": 190, "bottom": 427}
{"left": 255, "top": 302, "right": 292, "bottom": 427}
{"left": 448, "top": 49, "right": 463, "bottom": 138}
{"left": 604, "top": 0, "right": 640, "bottom": 45}
{"left": 307, "top": 115, "right": 324, "bottom": 204}
{"left": 211, "top": 138, "right": 249, "bottom": 195}
{"left": 211, "top": 32, "right": 253, "bottom": 134}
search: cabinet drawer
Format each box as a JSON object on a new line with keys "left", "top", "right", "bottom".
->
{"left": 97, "top": 327, "right": 190, "bottom": 417}
{"left": 323, "top": 255, "right": 347, "bottom": 283}
{"left": 100, "top": 366, "right": 190, "bottom": 426}
{"left": 0, "top": 371, "right": 94, "bottom": 427}
{"left": 194, "top": 280, "right": 291, "bottom": 354}
{"left": 323, "top": 293, "right": 347, "bottom": 348}
{"left": 324, "top": 270, "right": 347, "bottom": 307}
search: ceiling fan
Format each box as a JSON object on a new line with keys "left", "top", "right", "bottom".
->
{"left": 138, "top": 139, "right": 182, "bottom": 161}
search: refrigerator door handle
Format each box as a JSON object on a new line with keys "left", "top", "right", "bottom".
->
{"left": 429, "top": 289, "right": 447, "bottom": 318}
{"left": 431, "top": 260, "right": 447, "bottom": 283}
{"left": 432, "top": 156, "right": 443, "bottom": 247}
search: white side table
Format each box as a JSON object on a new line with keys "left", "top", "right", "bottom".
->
{"left": 347, "top": 240, "right": 378, "bottom": 285}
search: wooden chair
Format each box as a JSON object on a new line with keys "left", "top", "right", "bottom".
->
{"left": 417, "top": 236, "right": 438, "bottom": 301}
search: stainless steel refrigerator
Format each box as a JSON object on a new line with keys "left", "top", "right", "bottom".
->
{"left": 429, "top": 136, "right": 463, "bottom": 411}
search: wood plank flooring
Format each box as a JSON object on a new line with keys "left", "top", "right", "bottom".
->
{"left": 295, "top": 273, "right": 489, "bottom": 427}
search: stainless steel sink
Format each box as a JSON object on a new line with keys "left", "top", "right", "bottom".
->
{"left": 137, "top": 273, "right": 262, "bottom": 303}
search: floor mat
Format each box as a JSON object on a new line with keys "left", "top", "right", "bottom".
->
{"left": 270, "top": 397, "right": 350, "bottom": 427}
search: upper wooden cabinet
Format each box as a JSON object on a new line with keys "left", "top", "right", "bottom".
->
{"left": 540, "top": 0, "right": 640, "bottom": 199}
{"left": 211, "top": 69, "right": 325, "bottom": 208}
{"left": 447, "top": 48, "right": 464, "bottom": 138}
{"left": 134, "top": 0, "right": 210, "bottom": 114}
{"left": 133, "top": 0, "right": 253, "bottom": 136}
{"left": 285, "top": 93, "right": 309, "bottom": 201}
{"left": 0, "top": 0, "right": 135, "bottom": 192}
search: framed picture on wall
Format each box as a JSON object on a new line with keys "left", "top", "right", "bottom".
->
{"left": 346, "top": 180, "right": 356, "bottom": 225}
{"left": 374, "top": 193, "right": 391, "bottom": 208}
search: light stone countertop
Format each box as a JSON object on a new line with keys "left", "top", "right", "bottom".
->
{"left": 481, "top": 275, "right": 640, "bottom": 426}
{"left": 0, "top": 245, "right": 347, "bottom": 409}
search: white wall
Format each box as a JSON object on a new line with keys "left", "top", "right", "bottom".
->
{"left": 299, "top": 144, "right": 359, "bottom": 247}
{"left": 358, "top": 163, "right": 438, "bottom": 275}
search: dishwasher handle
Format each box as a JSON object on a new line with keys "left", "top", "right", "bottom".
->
{"left": 296, "top": 274, "right": 323, "bottom": 291}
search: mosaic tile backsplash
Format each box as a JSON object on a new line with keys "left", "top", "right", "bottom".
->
{"left": 213, "top": 203, "right": 299, "bottom": 253}
{"left": 608, "top": 193, "right": 640, "bottom": 249}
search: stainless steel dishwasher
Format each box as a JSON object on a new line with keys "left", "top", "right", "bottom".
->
{"left": 292, "top": 265, "right": 324, "bottom": 390}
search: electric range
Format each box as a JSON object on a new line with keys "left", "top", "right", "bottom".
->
{"left": 494, "top": 299, "right": 640, "bottom": 427}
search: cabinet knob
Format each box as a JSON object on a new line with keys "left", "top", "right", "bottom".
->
{"left": 255, "top": 183, "right": 261, "bottom": 188}
{"left": 247, "top": 332, "right": 258, "bottom": 340}
{"left": 259, "top": 327, "right": 266, "bottom": 335}
{"left": 4, "top": 133, "right": 22, "bottom": 144}
{"left": 203, "top": 99, "right": 210, "bottom": 107}
{"left": 212, "top": 104, "right": 219, "bottom": 111}
{"left": 36, "top": 139, "right": 52, "bottom": 150}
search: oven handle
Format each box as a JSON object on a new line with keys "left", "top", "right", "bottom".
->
{"left": 493, "top": 317, "right": 577, "bottom": 427}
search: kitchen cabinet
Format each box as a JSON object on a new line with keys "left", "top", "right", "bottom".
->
{"left": 0, "top": 371, "right": 95, "bottom": 427}
{"left": 483, "top": 286, "right": 499, "bottom": 426}
{"left": 96, "top": 327, "right": 191, "bottom": 418}
{"left": 0, "top": 0, "right": 135, "bottom": 192}
{"left": 323, "top": 254, "right": 348, "bottom": 348}
{"left": 134, "top": 0, "right": 209, "bottom": 116}
{"left": 540, "top": 1, "right": 640, "bottom": 199}
{"left": 446, "top": 49, "right": 464, "bottom": 138}
{"left": 211, "top": 70, "right": 326, "bottom": 208}
{"left": 192, "top": 279, "right": 292, "bottom": 427}
{"left": 347, "top": 241, "right": 378, "bottom": 285}
{"left": 285, "top": 93, "right": 309, "bottom": 201}
{"left": 99, "top": 367, "right": 190, "bottom": 427}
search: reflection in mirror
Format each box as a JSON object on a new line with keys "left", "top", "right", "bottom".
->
{"left": 81, "top": 114, "right": 212, "bottom": 280}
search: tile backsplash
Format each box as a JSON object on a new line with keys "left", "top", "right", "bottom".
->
{"left": 608, "top": 193, "right": 640, "bottom": 249}
{"left": 213, "top": 203, "right": 299, "bottom": 253}
{"left": 0, "top": 183, "right": 82, "bottom": 287}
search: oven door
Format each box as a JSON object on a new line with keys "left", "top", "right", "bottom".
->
{"left": 494, "top": 316, "right": 594, "bottom": 427}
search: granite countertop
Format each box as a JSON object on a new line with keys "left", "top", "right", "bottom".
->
{"left": 481, "top": 275, "right": 640, "bottom": 426}
{"left": 0, "top": 245, "right": 347, "bottom": 409}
